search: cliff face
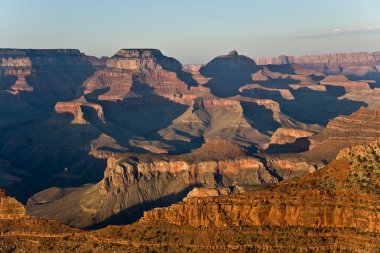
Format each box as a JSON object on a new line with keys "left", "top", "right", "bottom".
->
{"left": 0, "top": 189, "right": 26, "bottom": 219}
{"left": 26, "top": 139, "right": 319, "bottom": 228}
{"left": 2, "top": 48, "right": 379, "bottom": 217}
{"left": 320, "top": 75, "right": 371, "bottom": 92}
{"left": 264, "top": 127, "right": 314, "bottom": 150}
{"left": 255, "top": 51, "right": 380, "bottom": 75}
{"left": 143, "top": 189, "right": 380, "bottom": 233}
{"left": 308, "top": 106, "right": 380, "bottom": 160}
{"left": 81, "top": 48, "right": 196, "bottom": 104}
{"left": 54, "top": 96, "right": 105, "bottom": 124}
{"left": 142, "top": 140, "right": 380, "bottom": 242}
{"left": 200, "top": 50, "right": 260, "bottom": 97}
{"left": 0, "top": 57, "right": 33, "bottom": 92}
{"left": 0, "top": 49, "right": 94, "bottom": 102}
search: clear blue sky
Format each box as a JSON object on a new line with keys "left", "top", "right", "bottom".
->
{"left": 1, "top": 0, "right": 380, "bottom": 63}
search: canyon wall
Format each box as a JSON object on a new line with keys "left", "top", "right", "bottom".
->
{"left": 142, "top": 140, "right": 380, "bottom": 234}
{"left": 255, "top": 51, "right": 380, "bottom": 75}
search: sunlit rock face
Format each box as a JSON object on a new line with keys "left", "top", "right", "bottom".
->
{"left": 308, "top": 106, "right": 380, "bottom": 160}
{"left": 26, "top": 138, "right": 321, "bottom": 228}
{"left": 0, "top": 189, "right": 26, "bottom": 219}
{"left": 255, "top": 51, "right": 380, "bottom": 75}
{"left": 143, "top": 140, "right": 380, "bottom": 236}
{"left": 81, "top": 48, "right": 197, "bottom": 103}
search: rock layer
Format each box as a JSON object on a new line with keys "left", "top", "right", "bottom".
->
{"left": 142, "top": 140, "right": 380, "bottom": 236}
{"left": 26, "top": 139, "right": 318, "bottom": 228}
{"left": 255, "top": 51, "right": 380, "bottom": 75}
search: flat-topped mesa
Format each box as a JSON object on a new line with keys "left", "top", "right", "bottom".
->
{"left": 267, "top": 127, "right": 314, "bottom": 145}
{"left": 192, "top": 97, "right": 243, "bottom": 112}
{"left": 0, "top": 48, "right": 83, "bottom": 57}
{"left": 106, "top": 48, "right": 182, "bottom": 71}
{"left": 239, "top": 84, "right": 295, "bottom": 100}
{"left": 82, "top": 48, "right": 195, "bottom": 103}
{"left": 101, "top": 146, "right": 265, "bottom": 194}
{"left": 0, "top": 49, "right": 87, "bottom": 66}
{"left": 0, "top": 189, "right": 26, "bottom": 219}
{"left": 320, "top": 75, "right": 371, "bottom": 92}
{"left": 113, "top": 49, "right": 163, "bottom": 58}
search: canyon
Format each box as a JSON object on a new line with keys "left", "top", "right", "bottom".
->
{"left": 1, "top": 48, "right": 380, "bottom": 251}
{"left": 1, "top": 139, "right": 380, "bottom": 252}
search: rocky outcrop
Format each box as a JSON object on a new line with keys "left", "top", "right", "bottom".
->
{"left": 0, "top": 57, "right": 33, "bottom": 92}
{"left": 200, "top": 50, "right": 260, "bottom": 97}
{"left": 0, "top": 189, "right": 26, "bottom": 219}
{"left": 0, "top": 49, "right": 94, "bottom": 102}
{"left": 26, "top": 151, "right": 269, "bottom": 228}
{"left": 320, "top": 75, "right": 371, "bottom": 92}
{"left": 308, "top": 106, "right": 380, "bottom": 160}
{"left": 26, "top": 139, "right": 320, "bottom": 228}
{"left": 142, "top": 140, "right": 380, "bottom": 240}
{"left": 268, "top": 127, "right": 314, "bottom": 145}
{"left": 263, "top": 127, "right": 315, "bottom": 153}
{"left": 239, "top": 84, "right": 295, "bottom": 100}
{"left": 143, "top": 187, "right": 380, "bottom": 232}
{"left": 81, "top": 49, "right": 197, "bottom": 104}
{"left": 182, "top": 64, "right": 203, "bottom": 72}
{"left": 55, "top": 96, "right": 104, "bottom": 124}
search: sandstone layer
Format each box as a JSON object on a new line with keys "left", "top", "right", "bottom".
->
{"left": 26, "top": 139, "right": 319, "bottom": 228}
{"left": 255, "top": 51, "right": 380, "bottom": 76}
{"left": 139, "top": 140, "right": 380, "bottom": 251}
{"left": 308, "top": 105, "right": 380, "bottom": 160}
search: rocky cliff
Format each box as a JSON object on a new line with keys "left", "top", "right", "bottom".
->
{"left": 26, "top": 139, "right": 319, "bottom": 228}
{"left": 55, "top": 96, "right": 105, "bottom": 124}
{"left": 138, "top": 140, "right": 380, "bottom": 251}
{"left": 200, "top": 50, "right": 260, "bottom": 97}
{"left": 0, "top": 189, "right": 26, "bottom": 219}
{"left": 81, "top": 48, "right": 198, "bottom": 103}
{"left": 308, "top": 105, "right": 380, "bottom": 160}
{"left": 255, "top": 51, "right": 380, "bottom": 75}
{"left": 1, "top": 47, "right": 378, "bottom": 217}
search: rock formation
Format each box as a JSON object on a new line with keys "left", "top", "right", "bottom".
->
{"left": 0, "top": 47, "right": 379, "bottom": 230}
{"left": 308, "top": 105, "right": 380, "bottom": 160}
{"left": 3, "top": 136, "right": 380, "bottom": 253}
{"left": 55, "top": 96, "right": 104, "bottom": 124}
{"left": 200, "top": 50, "right": 260, "bottom": 97}
{"left": 138, "top": 140, "right": 380, "bottom": 251}
{"left": 255, "top": 51, "right": 380, "bottom": 76}
{"left": 0, "top": 189, "right": 26, "bottom": 219}
{"left": 263, "top": 127, "right": 315, "bottom": 153}
{"left": 320, "top": 75, "right": 371, "bottom": 92}
{"left": 26, "top": 138, "right": 321, "bottom": 228}
{"left": 81, "top": 48, "right": 197, "bottom": 104}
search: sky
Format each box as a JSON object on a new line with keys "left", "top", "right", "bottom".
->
{"left": 1, "top": 0, "right": 380, "bottom": 64}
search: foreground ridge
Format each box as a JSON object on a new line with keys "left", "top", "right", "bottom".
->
{"left": 1, "top": 140, "right": 379, "bottom": 252}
